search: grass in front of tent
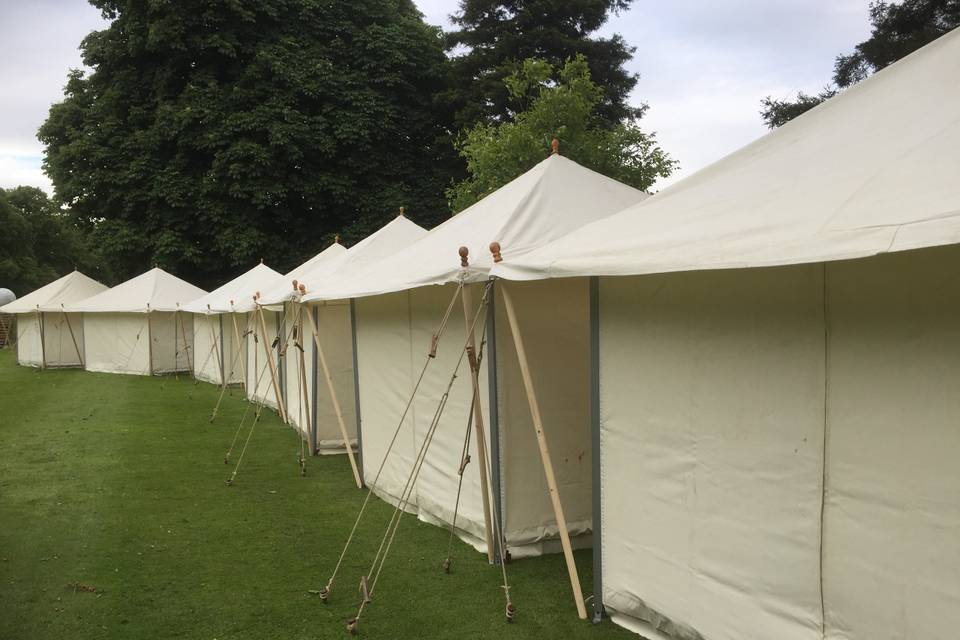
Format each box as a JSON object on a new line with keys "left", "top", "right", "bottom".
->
{"left": 0, "top": 349, "right": 635, "bottom": 639}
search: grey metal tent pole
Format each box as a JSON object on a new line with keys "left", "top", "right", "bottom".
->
{"left": 349, "top": 298, "right": 365, "bottom": 486}
{"left": 589, "top": 276, "right": 604, "bottom": 623}
{"left": 486, "top": 279, "right": 504, "bottom": 565}
{"left": 311, "top": 305, "right": 319, "bottom": 455}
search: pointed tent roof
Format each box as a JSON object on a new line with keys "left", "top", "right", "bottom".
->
{"left": 492, "top": 27, "right": 960, "bottom": 281}
{"left": 0, "top": 271, "right": 108, "bottom": 314}
{"left": 181, "top": 262, "right": 283, "bottom": 314}
{"left": 234, "top": 242, "right": 347, "bottom": 312}
{"left": 305, "top": 154, "right": 648, "bottom": 300}
{"left": 66, "top": 267, "right": 207, "bottom": 313}
{"left": 294, "top": 214, "right": 427, "bottom": 303}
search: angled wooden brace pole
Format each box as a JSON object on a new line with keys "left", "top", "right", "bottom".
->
{"left": 60, "top": 304, "right": 84, "bottom": 367}
{"left": 176, "top": 305, "right": 194, "bottom": 373}
{"left": 307, "top": 293, "right": 363, "bottom": 488}
{"left": 255, "top": 294, "right": 288, "bottom": 423}
{"left": 494, "top": 244, "right": 587, "bottom": 619}
{"left": 207, "top": 305, "right": 225, "bottom": 385}
{"left": 458, "top": 246, "right": 496, "bottom": 563}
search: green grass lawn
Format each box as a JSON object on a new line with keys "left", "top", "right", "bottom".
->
{"left": 0, "top": 349, "right": 635, "bottom": 639}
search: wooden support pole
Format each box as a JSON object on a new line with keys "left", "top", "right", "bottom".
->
{"left": 500, "top": 282, "right": 588, "bottom": 620}
{"left": 458, "top": 248, "right": 496, "bottom": 563}
{"left": 207, "top": 307, "right": 224, "bottom": 385}
{"left": 37, "top": 308, "right": 46, "bottom": 370}
{"left": 296, "top": 302, "right": 316, "bottom": 454}
{"left": 256, "top": 302, "right": 288, "bottom": 422}
{"left": 61, "top": 305, "right": 83, "bottom": 367}
{"left": 308, "top": 304, "right": 363, "bottom": 488}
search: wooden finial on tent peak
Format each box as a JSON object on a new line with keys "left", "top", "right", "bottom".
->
{"left": 298, "top": 283, "right": 306, "bottom": 295}
{"left": 490, "top": 242, "right": 502, "bottom": 263}
{"left": 292, "top": 279, "right": 299, "bottom": 291}
{"left": 551, "top": 138, "right": 559, "bottom": 155}
{"left": 459, "top": 246, "right": 469, "bottom": 267}
{"left": 229, "top": 298, "right": 234, "bottom": 306}
{"left": 260, "top": 257, "right": 264, "bottom": 264}
{"left": 206, "top": 303, "right": 211, "bottom": 311}
{"left": 399, "top": 206, "right": 406, "bottom": 217}
{"left": 334, "top": 234, "right": 341, "bottom": 244}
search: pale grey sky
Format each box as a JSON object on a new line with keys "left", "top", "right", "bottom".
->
{"left": 0, "top": 0, "right": 872, "bottom": 194}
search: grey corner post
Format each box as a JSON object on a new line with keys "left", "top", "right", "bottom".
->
{"left": 486, "top": 279, "right": 504, "bottom": 565}
{"left": 349, "top": 298, "right": 365, "bottom": 486}
{"left": 219, "top": 314, "right": 225, "bottom": 383}
{"left": 589, "top": 276, "right": 604, "bottom": 623}
{"left": 311, "top": 305, "right": 319, "bottom": 455}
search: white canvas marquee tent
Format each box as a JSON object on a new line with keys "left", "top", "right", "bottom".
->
{"left": 491, "top": 28, "right": 960, "bottom": 640}
{"left": 182, "top": 262, "right": 281, "bottom": 387}
{"left": 68, "top": 268, "right": 206, "bottom": 376}
{"left": 259, "top": 214, "right": 427, "bottom": 465}
{"left": 0, "top": 271, "right": 107, "bottom": 368}
{"left": 302, "top": 153, "right": 646, "bottom": 595}
{"left": 234, "top": 242, "right": 346, "bottom": 415}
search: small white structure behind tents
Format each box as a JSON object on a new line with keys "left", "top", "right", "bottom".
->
{"left": 491, "top": 27, "right": 960, "bottom": 640}
{"left": 68, "top": 268, "right": 206, "bottom": 376}
{"left": 302, "top": 154, "right": 646, "bottom": 582}
{"left": 182, "top": 262, "right": 282, "bottom": 386}
{"left": 0, "top": 271, "right": 107, "bottom": 368}
{"left": 260, "top": 214, "right": 427, "bottom": 459}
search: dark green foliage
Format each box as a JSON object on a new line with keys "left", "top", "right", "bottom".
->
{"left": 39, "top": 0, "right": 452, "bottom": 289}
{"left": 445, "top": 0, "right": 640, "bottom": 131}
{"left": 449, "top": 56, "right": 675, "bottom": 211}
{"left": 0, "top": 187, "right": 105, "bottom": 295}
{"left": 761, "top": 0, "right": 960, "bottom": 128}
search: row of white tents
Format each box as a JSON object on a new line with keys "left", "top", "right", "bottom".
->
{"left": 3, "top": 26, "right": 959, "bottom": 640}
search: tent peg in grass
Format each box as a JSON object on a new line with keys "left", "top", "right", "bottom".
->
{"left": 319, "top": 586, "right": 329, "bottom": 603}
{"left": 441, "top": 557, "right": 452, "bottom": 574}
{"left": 506, "top": 601, "right": 516, "bottom": 623}
{"left": 346, "top": 617, "right": 358, "bottom": 635}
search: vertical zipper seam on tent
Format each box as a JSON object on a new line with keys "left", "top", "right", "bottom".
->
{"left": 819, "top": 261, "right": 829, "bottom": 640}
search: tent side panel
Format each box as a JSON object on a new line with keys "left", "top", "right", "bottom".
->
{"left": 16, "top": 314, "right": 43, "bottom": 367}
{"left": 355, "top": 292, "right": 418, "bottom": 508}
{"left": 222, "top": 313, "right": 244, "bottom": 385}
{"left": 193, "top": 314, "right": 221, "bottom": 384}
{"left": 41, "top": 312, "right": 84, "bottom": 367}
{"left": 408, "top": 283, "right": 493, "bottom": 552}
{"left": 247, "top": 310, "right": 280, "bottom": 409}
{"left": 150, "top": 312, "right": 192, "bottom": 374}
{"left": 83, "top": 313, "right": 151, "bottom": 375}
{"left": 599, "top": 266, "right": 824, "bottom": 640}
{"left": 823, "top": 245, "right": 960, "bottom": 640}
{"left": 314, "top": 302, "right": 356, "bottom": 453}
{"left": 496, "top": 277, "right": 593, "bottom": 554}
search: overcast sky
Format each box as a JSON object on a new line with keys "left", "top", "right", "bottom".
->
{"left": 0, "top": 0, "right": 872, "bottom": 194}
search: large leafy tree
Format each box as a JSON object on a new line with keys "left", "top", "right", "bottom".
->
{"left": 445, "top": 0, "right": 640, "bottom": 132}
{"left": 448, "top": 55, "right": 675, "bottom": 211}
{"left": 39, "top": 0, "right": 452, "bottom": 288}
{"left": 761, "top": 0, "right": 960, "bottom": 128}
{"left": 0, "top": 187, "right": 104, "bottom": 295}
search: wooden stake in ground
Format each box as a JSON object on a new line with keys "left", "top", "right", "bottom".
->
{"left": 498, "top": 278, "right": 588, "bottom": 620}
{"left": 255, "top": 297, "right": 288, "bottom": 423}
{"left": 457, "top": 247, "right": 496, "bottom": 563}
{"left": 307, "top": 296, "right": 363, "bottom": 488}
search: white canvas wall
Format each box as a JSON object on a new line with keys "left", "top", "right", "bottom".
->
{"left": 83, "top": 313, "right": 151, "bottom": 375}
{"left": 193, "top": 314, "right": 223, "bottom": 384}
{"left": 41, "top": 312, "right": 85, "bottom": 367}
{"left": 16, "top": 312, "right": 43, "bottom": 367}
{"left": 598, "top": 266, "right": 826, "bottom": 640}
{"left": 282, "top": 302, "right": 315, "bottom": 441}
{"left": 823, "top": 245, "right": 960, "bottom": 640}
{"left": 354, "top": 280, "right": 593, "bottom": 555}
{"left": 150, "top": 312, "right": 194, "bottom": 374}
{"left": 246, "top": 309, "right": 281, "bottom": 409}
{"left": 494, "top": 278, "right": 593, "bottom": 553}
{"left": 312, "top": 302, "right": 357, "bottom": 453}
